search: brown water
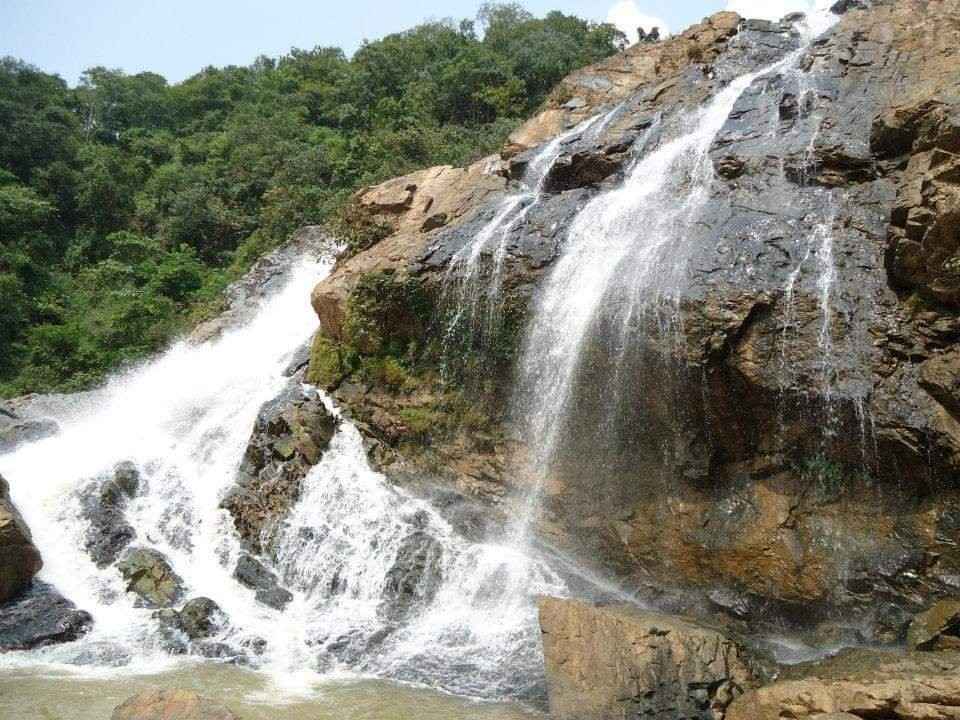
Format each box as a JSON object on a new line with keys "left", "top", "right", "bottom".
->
{"left": 0, "top": 664, "right": 545, "bottom": 720}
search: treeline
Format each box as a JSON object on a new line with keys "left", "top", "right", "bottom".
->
{"left": 0, "top": 3, "right": 624, "bottom": 395}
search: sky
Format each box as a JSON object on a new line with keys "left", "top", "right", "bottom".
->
{"left": 2, "top": 0, "right": 829, "bottom": 87}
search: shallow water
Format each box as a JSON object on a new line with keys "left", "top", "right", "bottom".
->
{"left": 0, "top": 664, "right": 544, "bottom": 720}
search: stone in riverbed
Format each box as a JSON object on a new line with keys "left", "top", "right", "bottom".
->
{"left": 112, "top": 689, "right": 240, "bottom": 720}
{"left": 80, "top": 461, "right": 141, "bottom": 568}
{"left": 0, "top": 474, "right": 43, "bottom": 603}
{"left": 0, "top": 580, "right": 93, "bottom": 651}
{"left": 117, "top": 547, "right": 185, "bottom": 608}
{"left": 539, "top": 597, "right": 761, "bottom": 720}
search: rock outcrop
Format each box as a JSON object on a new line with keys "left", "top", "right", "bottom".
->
{"left": 539, "top": 597, "right": 762, "bottom": 720}
{"left": 222, "top": 381, "right": 337, "bottom": 554}
{"left": 0, "top": 580, "right": 93, "bottom": 651}
{"left": 0, "top": 474, "right": 42, "bottom": 603}
{"left": 232, "top": 554, "right": 292, "bottom": 610}
{"left": 117, "top": 547, "right": 185, "bottom": 608}
{"left": 80, "top": 461, "right": 140, "bottom": 567}
{"left": 727, "top": 648, "right": 960, "bottom": 720}
{"left": 297, "top": 0, "right": 960, "bottom": 642}
{"left": 112, "top": 689, "right": 240, "bottom": 720}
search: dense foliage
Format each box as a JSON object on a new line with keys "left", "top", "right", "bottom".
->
{"left": 0, "top": 3, "right": 624, "bottom": 396}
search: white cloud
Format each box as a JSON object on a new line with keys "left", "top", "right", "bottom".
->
{"left": 724, "top": 0, "right": 835, "bottom": 22}
{"left": 606, "top": 1, "right": 670, "bottom": 45}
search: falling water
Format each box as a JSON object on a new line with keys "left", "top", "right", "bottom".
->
{"left": 0, "top": 248, "right": 567, "bottom": 703}
{"left": 441, "top": 112, "right": 610, "bottom": 362}
{"left": 514, "top": 54, "right": 807, "bottom": 479}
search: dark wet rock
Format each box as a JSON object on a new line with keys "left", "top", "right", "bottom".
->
{"left": 233, "top": 553, "right": 293, "bottom": 610}
{"left": 191, "top": 641, "right": 247, "bottom": 664}
{"left": 0, "top": 580, "right": 93, "bottom": 651}
{"left": 179, "top": 597, "right": 226, "bottom": 640}
{"left": 112, "top": 689, "right": 240, "bottom": 720}
{"left": 830, "top": 0, "right": 870, "bottom": 14}
{"left": 0, "top": 474, "right": 43, "bottom": 603}
{"left": 381, "top": 528, "right": 444, "bottom": 621}
{"left": 117, "top": 547, "right": 184, "bottom": 608}
{"left": 222, "top": 380, "right": 338, "bottom": 554}
{"left": 320, "top": 626, "right": 394, "bottom": 667}
{"left": 80, "top": 462, "right": 140, "bottom": 567}
{"left": 0, "top": 411, "right": 57, "bottom": 453}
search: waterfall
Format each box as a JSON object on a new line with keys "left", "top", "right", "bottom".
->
{"left": 0, "top": 249, "right": 566, "bottom": 702}
{"left": 441, "top": 112, "right": 611, "bottom": 366}
{"left": 514, "top": 55, "right": 806, "bottom": 478}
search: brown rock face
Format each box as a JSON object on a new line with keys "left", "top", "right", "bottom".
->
{"left": 726, "top": 649, "right": 960, "bottom": 720}
{"left": 539, "top": 598, "right": 760, "bottom": 720}
{"left": 111, "top": 689, "right": 239, "bottom": 720}
{"left": 907, "top": 599, "right": 960, "bottom": 650}
{"left": 0, "top": 474, "right": 42, "bottom": 603}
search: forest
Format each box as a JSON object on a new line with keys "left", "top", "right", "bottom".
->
{"left": 0, "top": 2, "right": 624, "bottom": 396}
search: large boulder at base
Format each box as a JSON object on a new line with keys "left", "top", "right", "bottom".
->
{"left": 0, "top": 580, "right": 93, "bottom": 651}
{"left": 112, "top": 689, "right": 240, "bottom": 720}
{"left": 0, "top": 474, "right": 43, "bottom": 603}
{"left": 539, "top": 597, "right": 760, "bottom": 720}
{"left": 906, "top": 599, "right": 960, "bottom": 650}
{"left": 117, "top": 548, "right": 185, "bottom": 608}
{"left": 726, "top": 649, "right": 960, "bottom": 720}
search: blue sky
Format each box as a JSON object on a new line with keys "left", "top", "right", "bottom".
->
{"left": 1, "top": 0, "right": 815, "bottom": 86}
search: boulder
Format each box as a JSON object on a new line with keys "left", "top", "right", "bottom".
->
{"left": 0, "top": 474, "right": 42, "bottom": 603}
{"left": 221, "top": 381, "right": 338, "bottom": 554}
{"left": 0, "top": 411, "right": 57, "bottom": 452}
{"left": 539, "top": 597, "right": 760, "bottom": 720}
{"left": 907, "top": 599, "right": 960, "bottom": 650}
{"left": 0, "top": 580, "right": 93, "bottom": 651}
{"left": 117, "top": 548, "right": 185, "bottom": 608}
{"left": 380, "top": 524, "right": 444, "bottom": 621}
{"left": 111, "top": 689, "right": 239, "bottom": 720}
{"left": 80, "top": 462, "right": 140, "bottom": 567}
{"left": 179, "top": 597, "right": 226, "bottom": 640}
{"left": 232, "top": 554, "right": 292, "bottom": 610}
{"left": 727, "top": 649, "right": 960, "bottom": 720}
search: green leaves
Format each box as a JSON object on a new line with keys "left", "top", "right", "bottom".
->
{"left": 0, "top": 3, "right": 624, "bottom": 396}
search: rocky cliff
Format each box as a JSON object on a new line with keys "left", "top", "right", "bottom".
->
{"left": 299, "top": 0, "right": 960, "bottom": 648}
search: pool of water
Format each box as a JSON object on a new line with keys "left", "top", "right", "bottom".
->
{"left": 0, "top": 663, "right": 545, "bottom": 720}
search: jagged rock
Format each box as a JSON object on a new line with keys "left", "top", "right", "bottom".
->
{"left": 233, "top": 554, "right": 292, "bottom": 610}
{"left": 539, "top": 598, "right": 761, "bottom": 720}
{"left": 0, "top": 474, "right": 42, "bottom": 603}
{"left": 117, "top": 548, "right": 184, "bottom": 608}
{"left": 80, "top": 462, "right": 140, "bottom": 567}
{"left": 0, "top": 580, "right": 93, "bottom": 651}
{"left": 907, "top": 599, "right": 960, "bottom": 650}
{"left": 222, "top": 381, "right": 337, "bottom": 554}
{"left": 67, "top": 641, "right": 133, "bottom": 667}
{"left": 727, "top": 649, "right": 960, "bottom": 720}
{"left": 380, "top": 524, "right": 444, "bottom": 621}
{"left": 112, "top": 689, "right": 239, "bottom": 720}
{"left": 179, "top": 597, "right": 226, "bottom": 640}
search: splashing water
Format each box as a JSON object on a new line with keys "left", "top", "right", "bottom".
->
{"left": 0, "top": 250, "right": 567, "bottom": 703}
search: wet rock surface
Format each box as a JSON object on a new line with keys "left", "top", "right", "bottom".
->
{"left": 117, "top": 547, "right": 185, "bottom": 608}
{"left": 0, "top": 580, "right": 93, "bottom": 651}
{"left": 222, "top": 379, "right": 338, "bottom": 554}
{"left": 539, "top": 597, "right": 762, "bottom": 720}
{"left": 80, "top": 461, "right": 140, "bottom": 567}
{"left": 0, "top": 474, "right": 42, "bottom": 603}
{"left": 0, "top": 406, "right": 57, "bottom": 453}
{"left": 233, "top": 553, "right": 292, "bottom": 610}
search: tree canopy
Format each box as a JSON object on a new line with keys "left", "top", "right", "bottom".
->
{"left": 0, "top": 4, "right": 625, "bottom": 396}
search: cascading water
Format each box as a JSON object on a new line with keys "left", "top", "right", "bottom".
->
{"left": 441, "top": 111, "right": 613, "bottom": 362}
{"left": 0, "top": 248, "right": 567, "bottom": 703}
{"left": 514, "top": 56, "right": 804, "bottom": 476}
